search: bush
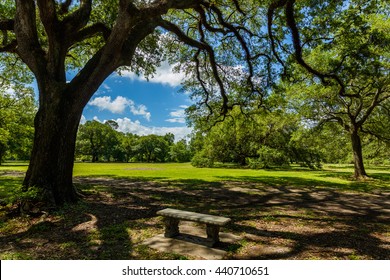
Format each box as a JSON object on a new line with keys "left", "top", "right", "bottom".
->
{"left": 191, "top": 153, "right": 214, "bottom": 168}
{"left": 249, "top": 146, "right": 289, "bottom": 169}
{"left": 247, "top": 158, "right": 265, "bottom": 169}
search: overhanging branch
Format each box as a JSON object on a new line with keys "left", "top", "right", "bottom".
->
{"left": 59, "top": 0, "right": 73, "bottom": 15}
{"left": 61, "top": 0, "right": 92, "bottom": 34}
{"left": 283, "top": 0, "right": 359, "bottom": 98}
{"left": 159, "top": 18, "right": 231, "bottom": 114}
{"left": 267, "top": 0, "right": 288, "bottom": 69}
{"left": 69, "top": 23, "right": 112, "bottom": 45}
{"left": 14, "top": 0, "right": 47, "bottom": 78}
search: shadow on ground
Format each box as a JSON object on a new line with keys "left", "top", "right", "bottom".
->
{"left": 0, "top": 175, "right": 389, "bottom": 259}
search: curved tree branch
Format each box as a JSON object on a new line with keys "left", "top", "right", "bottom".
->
{"left": 69, "top": 23, "right": 112, "bottom": 46}
{"left": 283, "top": 0, "right": 359, "bottom": 99}
{"left": 196, "top": 18, "right": 230, "bottom": 115}
{"left": 61, "top": 0, "right": 92, "bottom": 34}
{"left": 208, "top": 6, "right": 253, "bottom": 75}
{"left": 14, "top": 0, "right": 47, "bottom": 80}
{"left": 37, "top": 0, "right": 59, "bottom": 37}
{"left": 59, "top": 0, "right": 73, "bottom": 15}
{"left": 267, "top": 0, "right": 287, "bottom": 69}
{"left": 159, "top": 17, "right": 231, "bottom": 114}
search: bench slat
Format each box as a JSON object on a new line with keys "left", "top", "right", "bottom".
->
{"left": 157, "top": 208, "right": 231, "bottom": 226}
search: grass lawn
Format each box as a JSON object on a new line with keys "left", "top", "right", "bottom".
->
{"left": 0, "top": 162, "right": 389, "bottom": 260}
{"left": 72, "top": 162, "right": 390, "bottom": 191}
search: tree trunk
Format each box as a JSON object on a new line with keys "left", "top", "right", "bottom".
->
{"left": 350, "top": 129, "right": 368, "bottom": 179}
{"left": 22, "top": 94, "right": 83, "bottom": 209}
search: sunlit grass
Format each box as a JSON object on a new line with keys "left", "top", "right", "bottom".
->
{"left": 72, "top": 162, "right": 389, "bottom": 191}
{"left": 1, "top": 161, "right": 389, "bottom": 260}
{"left": 1, "top": 162, "right": 389, "bottom": 199}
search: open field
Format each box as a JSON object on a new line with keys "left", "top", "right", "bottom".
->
{"left": 0, "top": 162, "right": 389, "bottom": 259}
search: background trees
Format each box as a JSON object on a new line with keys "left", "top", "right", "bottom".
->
{"left": 0, "top": 86, "right": 35, "bottom": 164}
{"left": 76, "top": 120, "right": 122, "bottom": 162}
{"left": 268, "top": 0, "right": 390, "bottom": 178}
{"left": 75, "top": 121, "right": 192, "bottom": 163}
{"left": 189, "top": 104, "right": 326, "bottom": 169}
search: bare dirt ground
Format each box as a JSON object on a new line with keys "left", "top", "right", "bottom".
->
{"left": 1, "top": 176, "right": 389, "bottom": 259}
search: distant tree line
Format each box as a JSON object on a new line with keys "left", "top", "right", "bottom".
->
{"left": 75, "top": 120, "right": 192, "bottom": 163}
{"left": 188, "top": 105, "right": 390, "bottom": 169}
{"left": 1, "top": 90, "right": 388, "bottom": 169}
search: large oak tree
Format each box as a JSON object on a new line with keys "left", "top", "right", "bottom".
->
{"left": 267, "top": 0, "right": 390, "bottom": 179}
{"left": 0, "top": 0, "right": 265, "bottom": 208}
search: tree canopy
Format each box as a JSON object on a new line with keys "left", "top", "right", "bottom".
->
{"left": 271, "top": 0, "right": 390, "bottom": 178}
{"left": 0, "top": 0, "right": 388, "bottom": 208}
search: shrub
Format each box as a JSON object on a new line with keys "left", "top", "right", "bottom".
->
{"left": 249, "top": 146, "right": 289, "bottom": 169}
{"left": 191, "top": 153, "right": 214, "bottom": 168}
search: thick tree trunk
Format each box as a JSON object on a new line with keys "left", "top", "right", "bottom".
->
{"left": 350, "top": 129, "right": 368, "bottom": 179}
{"left": 22, "top": 94, "right": 83, "bottom": 209}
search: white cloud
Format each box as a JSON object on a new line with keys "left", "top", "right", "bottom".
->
{"left": 166, "top": 105, "right": 188, "bottom": 124}
{"left": 102, "top": 83, "right": 111, "bottom": 91}
{"left": 165, "top": 118, "right": 186, "bottom": 124}
{"left": 89, "top": 96, "right": 130, "bottom": 114}
{"left": 130, "top": 104, "right": 151, "bottom": 121}
{"left": 121, "top": 61, "right": 186, "bottom": 87}
{"left": 88, "top": 96, "right": 151, "bottom": 121}
{"left": 80, "top": 115, "right": 87, "bottom": 124}
{"left": 115, "top": 117, "right": 192, "bottom": 141}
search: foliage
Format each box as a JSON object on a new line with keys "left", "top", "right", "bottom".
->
{"left": 75, "top": 121, "right": 191, "bottom": 163}
{"left": 135, "top": 134, "right": 171, "bottom": 163}
{"left": 189, "top": 103, "right": 326, "bottom": 169}
{"left": 76, "top": 120, "right": 121, "bottom": 162}
{"left": 0, "top": 86, "right": 36, "bottom": 164}
{"left": 191, "top": 151, "right": 214, "bottom": 168}
{"left": 251, "top": 146, "right": 289, "bottom": 169}
{"left": 169, "top": 139, "right": 193, "bottom": 163}
{"left": 270, "top": 0, "right": 390, "bottom": 178}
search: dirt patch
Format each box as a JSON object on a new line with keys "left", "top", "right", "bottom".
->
{"left": 0, "top": 177, "right": 389, "bottom": 260}
{"left": 0, "top": 171, "right": 25, "bottom": 177}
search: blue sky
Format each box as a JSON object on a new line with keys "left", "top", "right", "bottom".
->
{"left": 79, "top": 61, "right": 193, "bottom": 141}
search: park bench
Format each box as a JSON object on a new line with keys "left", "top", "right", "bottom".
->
{"left": 156, "top": 208, "right": 231, "bottom": 247}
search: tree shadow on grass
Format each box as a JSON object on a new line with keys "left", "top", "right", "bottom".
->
{"left": 0, "top": 201, "right": 155, "bottom": 259}
{"left": 0, "top": 175, "right": 389, "bottom": 259}
{"left": 216, "top": 174, "right": 390, "bottom": 193}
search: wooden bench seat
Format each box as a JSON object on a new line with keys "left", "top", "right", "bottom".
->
{"left": 156, "top": 208, "right": 231, "bottom": 247}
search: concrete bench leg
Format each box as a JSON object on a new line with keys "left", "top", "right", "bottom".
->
{"left": 206, "top": 225, "right": 220, "bottom": 246}
{"left": 163, "top": 218, "right": 180, "bottom": 238}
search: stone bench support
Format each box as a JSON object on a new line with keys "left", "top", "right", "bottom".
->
{"left": 157, "top": 208, "right": 231, "bottom": 247}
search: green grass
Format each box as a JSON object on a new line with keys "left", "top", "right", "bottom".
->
{"left": 1, "top": 162, "right": 389, "bottom": 196}
{"left": 72, "top": 162, "right": 389, "bottom": 192}
{"left": 0, "top": 161, "right": 29, "bottom": 171}
{"left": 1, "top": 162, "right": 389, "bottom": 260}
